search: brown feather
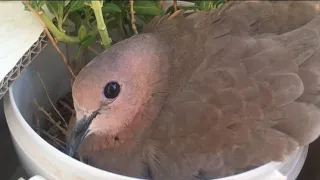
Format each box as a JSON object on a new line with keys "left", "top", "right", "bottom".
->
{"left": 70, "top": 1, "right": 320, "bottom": 179}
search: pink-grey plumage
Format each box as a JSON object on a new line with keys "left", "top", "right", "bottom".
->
{"left": 67, "top": 1, "right": 320, "bottom": 179}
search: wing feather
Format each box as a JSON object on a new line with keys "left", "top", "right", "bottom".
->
{"left": 146, "top": 2, "right": 320, "bottom": 179}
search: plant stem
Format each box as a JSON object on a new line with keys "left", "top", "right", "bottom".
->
{"left": 23, "top": 1, "right": 77, "bottom": 79}
{"left": 129, "top": 0, "right": 138, "bottom": 35}
{"left": 91, "top": 1, "right": 112, "bottom": 49}
{"left": 87, "top": 46, "right": 100, "bottom": 55}
{"left": 36, "top": 72, "right": 68, "bottom": 127}
{"left": 38, "top": 11, "right": 79, "bottom": 44}
{"left": 174, "top": 0, "right": 178, "bottom": 12}
{"left": 159, "top": 0, "right": 164, "bottom": 8}
{"left": 23, "top": 1, "right": 79, "bottom": 44}
{"left": 57, "top": 4, "right": 64, "bottom": 32}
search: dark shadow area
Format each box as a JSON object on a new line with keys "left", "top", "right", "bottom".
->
{"left": 0, "top": 98, "right": 20, "bottom": 179}
{"left": 297, "top": 137, "right": 320, "bottom": 180}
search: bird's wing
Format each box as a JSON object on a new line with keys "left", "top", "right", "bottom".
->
{"left": 143, "top": 2, "right": 320, "bottom": 179}
{"left": 145, "top": 1, "right": 320, "bottom": 36}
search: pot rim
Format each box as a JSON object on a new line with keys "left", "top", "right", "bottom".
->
{"left": 6, "top": 83, "right": 294, "bottom": 180}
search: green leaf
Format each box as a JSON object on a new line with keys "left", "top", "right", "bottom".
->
{"left": 74, "top": 46, "right": 84, "bottom": 59}
{"left": 102, "top": 3, "right": 122, "bottom": 13}
{"left": 215, "top": 0, "right": 225, "bottom": 8}
{"left": 106, "top": 19, "right": 120, "bottom": 30}
{"left": 126, "top": 1, "right": 164, "bottom": 16}
{"left": 197, "top": 1, "right": 216, "bottom": 11}
{"left": 79, "top": 34, "right": 96, "bottom": 47}
{"left": 46, "top": 1, "right": 59, "bottom": 16}
{"left": 37, "top": 1, "right": 46, "bottom": 9}
{"left": 69, "top": 1, "right": 86, "bottom": 12}
{"left": 75, "top": 34, "right": 96, "bottom": 59}
{"left": 84, "top": 1, "right": 92, "bottom": 6}
{"left": 23, "top": 1, "right": 43, "bottom": 11}
{"left": 46, "top": 0, "right": 64, "bottom": 19}
{"left": 68, "top": 12, "right": 83, "bottom": 34}
{"left": 77, "top": 25, "right": 87, "bottom": 40}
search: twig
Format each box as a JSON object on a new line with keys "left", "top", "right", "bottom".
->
{"left": 36, "top": 72, "right": 68, "bottom": 128}
{"left": 159, "top": 0, "right": 164, "bottom": 9}
{"left": 47, "top": 120, "right": 62, "bottom": 134}
{"left": 59, "top": 100, "right": 75, "bottom": 114}
{"left": 87, "top": 46, "right": 100, "bottom": 55}
{"left": 129, "top": 0, "right": 138, "bottom": 34}
{"left": 173, "top": 0, "right": 178, "bottom": 12}
{"left": 32, "top": 126, "right": 67, "bottom": 147}
{"left": 168, "top": 9, "right": 183, "bottom": 20}
{"left": 23, "top": 0, "right": 76, "bottom": 79}
{"left": 80, "top": 47, "right": 90, "bottom": 72}
{"left": 65, "top": 43, "right": 70, "bottom": 64}
{"left": 34, "top": 99, "right": 68, "bottom": 135}
{"left": 33, "top": 113, "right": 41, "bottom": 135}
{"left": 70, "top": 77, "right": 75, "bottom": 88}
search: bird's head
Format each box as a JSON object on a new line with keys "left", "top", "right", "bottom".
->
{"left": 66, "top": 34, "right": 170, "bottom": 157}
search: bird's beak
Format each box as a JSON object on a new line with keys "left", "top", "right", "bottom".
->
{"left": 65, "top": 109, "right": 100, "bottom": 157}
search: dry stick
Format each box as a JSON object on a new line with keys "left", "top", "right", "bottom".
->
{"left": 87, "top": 46, "right": 100, "bottom": 55}
{"left": 159, "top": 0, "right": 164, "bottom": 9}
{"left": 32, "top": 126, "right": 67, "bottom": 147}
{"left": 33, "top": 112, "right": 41, "bottom": 135}
{"left": 168, "top": 9, "right": 183, "bottom": 20}
{"left": 65, "top": 43, "right": 70, "bottom": 64}
{"left": 23, "top": 1, "right": 76, "bottom": 79}
{"left": 47, "top": 120, "right": 62, "bottom": 133}
{"left": 59, "top": 100, "right": 75, "bottom": 114}
{"left": 36, "top": 72, "right": 68, "bottom": 127}
{"left": 129, "top": 0, "right": 138, "bottom": 34}
{"left": 173, "top": 0, "right": 178, "bottom": 12}
{"left": 34, "top": 99, "right": 68, "bottom": 135}
{"left": 69, "top": 77, "right": 75, "bottom": 89}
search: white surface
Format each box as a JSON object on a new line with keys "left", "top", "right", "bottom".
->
{"left": 28, "top": 175, "right": 48, "bottom": 180}
{"left": 0, "top": 1, "right": 43, "bottom": 83}
{"left": 3, "top": 1, "right": 308, "bottom": 180}
{"left": 17, "top": 175, "right": 48, "bottom": 180}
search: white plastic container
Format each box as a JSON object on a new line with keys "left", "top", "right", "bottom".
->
{"left": 3, "top": 1, "right": 308, "bottom": 180}
{"left": 3, "top": 44, "right": 309, "bottom": 180}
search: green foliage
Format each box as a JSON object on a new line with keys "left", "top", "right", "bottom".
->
{"left": 68, "top": 1, "right": 86, "bottom": 12}
{"left": 75, "top": 34, "right": 96, "bottom": 59}
{"left": 165, "top": 0, "right": 224, "bottom": 14}
{"left": 23, "top": 0, "right": 224, "bottom": 63}
{"left": 195, "top": 0, "right": 225, "bottom": 11}
{"left": 24, "top": 1, "right": 45, "bottom": 11}
{"left": 125, "top": 1, "right": 164, "bottom": 16}
{"left": 102, "top": 3, "right": 122, "bottom": 13}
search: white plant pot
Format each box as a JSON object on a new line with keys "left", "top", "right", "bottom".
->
{"left": 3, "top": 1, "right": 309, "bottom": 180}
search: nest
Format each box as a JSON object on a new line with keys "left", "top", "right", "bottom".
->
{"left": 30, "top": 72, "right": 82, "bottom": 159}
{"left": 33, "top": 90, "right": 73, "bottom": 153}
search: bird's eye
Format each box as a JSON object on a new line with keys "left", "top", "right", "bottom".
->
{"left": 103, "top": 81, "right": 120, "bottom": 99}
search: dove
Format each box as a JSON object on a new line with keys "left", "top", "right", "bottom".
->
{"left": 66, "top": 1, "right": 320, "bottom": 180}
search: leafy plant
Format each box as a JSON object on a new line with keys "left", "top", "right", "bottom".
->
{"left": 23, "top": 0, "right": 225, "bottom": 74}
{"left": 195, "top": 0, "right": 225, "bottom": 10}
